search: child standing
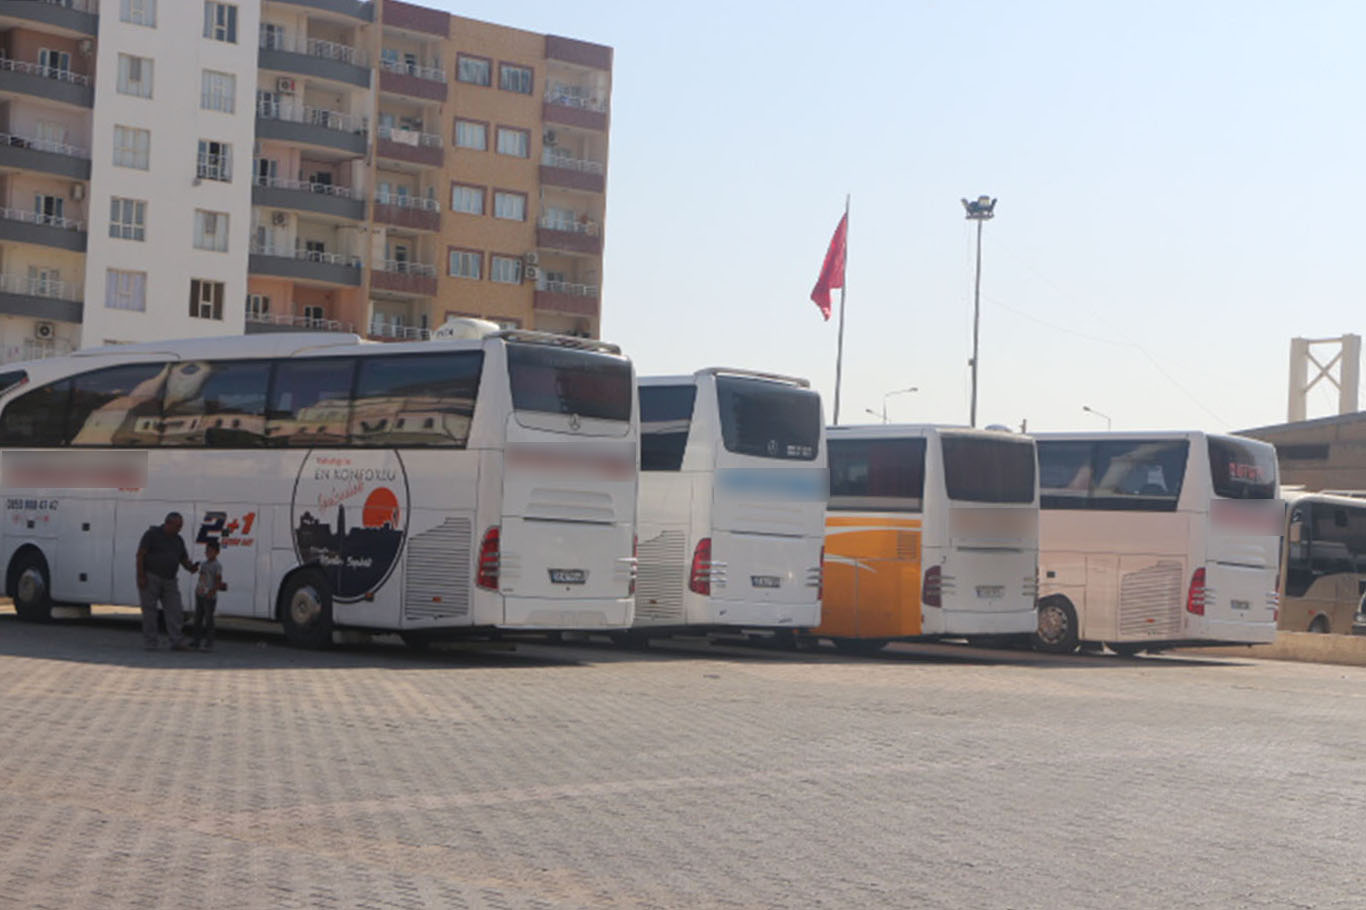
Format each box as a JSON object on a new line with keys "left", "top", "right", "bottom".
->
{"left": 191, "top": 541, "right": 227, "bottom": 651}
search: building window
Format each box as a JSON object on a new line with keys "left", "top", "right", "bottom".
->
{"left": 27, "top": 266, "right": 60, "bottom": 297}
{"left": 34, "top": 194, "right": 63, "bottom": 226}
{"left": 109, "top": 197, "right": 146, "bottom": 241}
{"left": 197, "top": 140, "right": 232, "bottom": 182}
{"left": 201, "top": 70, "right": 235, "bottom": 113}
{"left": 189, "top": 279, "right": 224, "bottom": 320}
{"left": 490, "top": 255, "right": 523, "bottom": 285}
{"left": 495, "top": 127, "right": 529, "bottom": 158}
{"left": 117, "top": 54, "right": 154, "bottom": 99}
{"left": 454, "top": 119, "right": 487, "bottom": 151}
{"left": 303, "top": 304, "right": 324, "bottom": 325}
{"left": 450, "top": 184, "right": 484, "bottom": 215}
{"left": 194, "top": 210, "right": 229, "bottom": 252}
{"left": 260, "top": 22, "right": 285, "bottom": 50}
{"left": 448, "top": 249, "right": 482, "bottom": 280}
{"left": 493, "top": 191, "right": 526, "bottom": 222}
{"left": 246, "top": 294, "right": 269, "bottom": 318}
{"left": 106, "top": 269, "right": 146, "bottom": 312}
{"left": 120, "top": 0, "right": 156, "bottom": 26}
{"left": 499, "top": 64, "right": 533, "bottom": 94}
{"left": 113, "top": 125, "right": 150, "bottom": 170}
{"left": 38, "top": 49, "right": 70, "bottom": 78}
{"left": 456, "top": 55, "right": 491, "bottom": 86}
{"left": 203, "top": 2, "right": 238, "bottom": 43}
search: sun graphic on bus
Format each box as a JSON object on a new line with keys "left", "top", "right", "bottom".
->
{"left": 362, "top": 487, "right": 401, "bottom": 529}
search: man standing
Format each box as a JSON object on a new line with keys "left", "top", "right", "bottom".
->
{"left": 136, "top": 512, "right": 199, "bottom": 651}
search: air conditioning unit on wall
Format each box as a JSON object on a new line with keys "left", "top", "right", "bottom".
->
{"left": 271, "top": 211, "right": 288, "bottom": 226}
{"left": 524, "top": 251, "right": 539, "bottom": 265}
{"left": 525, "top": 266, "right": 540, "bottom": 281}
{"left": 34, "top": 322, "right": 54, "bottom": 341}
{"left": 276, "top": 77, "right": 298, "bottom": 94}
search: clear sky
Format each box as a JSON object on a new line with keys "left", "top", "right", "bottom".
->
{"left": 436, "top": 0, "right": 1365, "bottom": 432}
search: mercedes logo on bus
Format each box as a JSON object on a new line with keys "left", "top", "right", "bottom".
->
{"left": 569, "top": 413, "right": 581, "bottom": 431}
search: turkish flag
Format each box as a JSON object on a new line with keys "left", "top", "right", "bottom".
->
{"left": 810, "top": 213, "right": 847, "bottom": 320}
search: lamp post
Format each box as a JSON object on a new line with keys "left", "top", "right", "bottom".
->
{"left": 1082, "top": 405, "right": 1112, "bottom": 431}
{"left": 962, "top": 195, "right": 996, "bottom": 428}
{"left": 880, "top": 386, "right": 918, "bottom": 423}
{"left": 864, "top": 408, "right": 882, "bottom": 421}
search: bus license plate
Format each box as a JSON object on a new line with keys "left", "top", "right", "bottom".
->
{"left": 751, "top": 575, "right": 781, "bottom": 589}
{"left": 976, "top": 585, "right": 1005, "bottom": 599}
{"left": 548, "top": 569, "right": 587, "bottom": 585}
{"left": 1230, "top": 599, "right": 1250, "bottom": 611}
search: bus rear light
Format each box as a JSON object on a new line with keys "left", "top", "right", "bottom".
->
{"left": 689, "top": 537, "right": 712, "bottom": 596}
{"left": 922, "top": 565, "right": 943, "bottom": 608}
{"left": 1186, "top": 567, "right": 1206, "bottom": 616}
{"left": 818, "top": 546, "right": 824, "bottom": 600}
{"left": 629, "top": 535, "right": 637, "bottom": 597}
{"left": 476, "top": 526, "right": 500, "bottom": 590}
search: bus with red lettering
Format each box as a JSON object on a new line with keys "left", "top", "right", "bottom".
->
{"left": 0, "top": 320, "right": 639, "bottom": 647}
{"left": 1033, "top": 431, "right": 1282, "bottom": 654}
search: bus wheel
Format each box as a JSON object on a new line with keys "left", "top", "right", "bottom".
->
{"left": 11, "top": 551, "right": 53, "bottom": 623}
{"left": 1308, "top": 616, "right": 1330, "bottom": 634}
{"left": 1032, "top": 597, "right": 1078, "bottom": 653}
{"left": 832, "top": 637, "right": 887, "bottom": 656}
{"left": 280, "top": 572, "right": 333, "bottom": 649}
{"left": 1107, "top": 642, "right": 1144, "bottom": 657}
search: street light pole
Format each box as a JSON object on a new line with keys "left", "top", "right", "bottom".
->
{"left": 962, "top": 195, "right": 996, "bottom": 428}
{"left": 1082, "top": 405, "right": 1112, "bottom": 431}
{"left": 881, "top": 386, "right": 918, "bottom": 423}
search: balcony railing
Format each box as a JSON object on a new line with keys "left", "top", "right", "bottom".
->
{"left": 538, "top": 214, "right": 599, "bottom": 235}
{"left": 0, "top": 132, "right": 88, "bottom": 160}
{"left": 375, "top": 259, "right": 436, "bottom": 277}
{"left": 377, "top": 125, "right": 443, "bottom": 148}
{"left": 0, "top": 57, "right": 90, "bottom": 87}
{"left": 541, "top": 280, "right": 600, "bottom": 298}
{"left": 249, "top": 243, "right": 362, "bottom": 269}
{"left": 253, "top": 174, "right": 357, "bottom": 199}
{"left": 0, "top": 207, "right": 83, "bottom": 231}
{"left": 0, "top": 272, "right": 79, "bottom": 300}
{"left": 378, "top": 57, "right": 447, "bottom": 83}
{"left": 368, "top": 319, "right": 430, "bottom": 340}
{"left": 256, "top": 98, "right": 368, "bottom": 136}
{"left": 545, "top": 85, "right": 606, "bottom": 112}
{"left": 260, "top": 32, "right": 369, "bottom": 67}
{"left": 246, "top": 311, "right": 355, "bottom": 332}
{"left": 374, "top": 193, "right": 439, "bottom": 212}
{"left": 196, "top": 154, "right": 231, "bottom": 182}
{"left": 541, "top": 150, "right": 605, "bottom": 175}
{"left": 27, "top": 0, "right": 98, "bottom": 10}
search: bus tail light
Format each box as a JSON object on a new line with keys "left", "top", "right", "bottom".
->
{"left": 818, "top": 546, "right": 825, "bottom": 600}
{"left": 1186, "top": 567, "right": 1206, "bottom": 616}
{"left": 629, "top": 535, "right": 637, "bottom": 597}
{"left": 689, "top": 538, "right": 712, "bottom": 596}
{"left": 922, "top": 565, "right": 943, "bottom": 607}
{"left": 476, "top": 526, "right": 500, "bottom": 590}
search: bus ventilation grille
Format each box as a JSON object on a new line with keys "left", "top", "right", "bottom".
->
{"left": 635, "top": 530, "right": 687, "bottom": 623}
{"left": 404, "top": 517, "right": 472, "bottom": 621}
{"left": 896, "top": 532, "right": 920, "bottom": 562}
{"left": 1118, "top": 560, "right": 1183, "bottom": 637}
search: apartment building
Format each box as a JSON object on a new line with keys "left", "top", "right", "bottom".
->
{"left": 0, "top": 0, "right": 612, "bottom": 363}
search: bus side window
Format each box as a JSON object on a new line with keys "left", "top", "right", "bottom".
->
{"left": 0, "top": 380, "right": 71, "bottom": 447}
{"left": 349, "top": 352, "right": 483, "bottom": 448}
{"left": 1090, "top": 439, "right": 1188, "bottom": 512}
{"left": 1038, "top": 441, "right": 1092, "bottom": 509}
{"left": 267, "top": 359, "right": 356, "bottom": 447}
{"left": 162, "top": 360, "right": 272, "bottom": 448}
{"left": 1285, "top": 506, "right": 1314, "bottom": 597}
{"left": 639, "top": 385, "right": 696, "bottom": 471}
{"left": 67, "top": 363, "right": 170, "bottom": 447}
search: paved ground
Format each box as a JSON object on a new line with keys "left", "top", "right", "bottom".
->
{"left": 0, "top": 611, "right": 1363, "bottom": 909}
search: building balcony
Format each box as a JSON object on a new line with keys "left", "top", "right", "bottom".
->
{"left": 246, "top": 311, "right": 356, "bottom": 334}
{"left": 0, "top": 131, "right": 89, "bottom": 180}
{"left": 368, "top": 318, "right": 430, "bottom": 341}
{"left": 0, "top": 57, "right": 93, "bottom": 108}
{"left": 248, "top": 244, "right": 362, "bottom": 287}
{"left": 255, "top": 99, "right": 367, "bottom": 156}
{"left": 378, "top": 59, "right": 447, "bottom": 101}
{"left": 382, "top": 0, "right": 448, "bottom": 37}
{"left": 0, "top": 0, "right": 98, "bottom": 37}
{"left": 259, "top": 35, "right": 371, "bottom": 89}
{"left": 543, "top": 86, "right": 608, "bottom": 131}
{"left": 536, "top": 215, "right": 601, "bottom": 255}
{"left": 373, "top": 193, "right": 439, "bottom": 232}
{"left": 0, "top": 206, "right": 85, "bottom": 252}
{"left": 533, "top": 281, "right": 600, "bottom": 318}
{"left": 252, "top": 175, "right": 365, "bottom": 220}
{"left": 545, "top": 35, "right": 612, "bottom": 71}
{"left": 375, "top": 125, "right": 443, "bottom": 168}
{"left": 371, "top": 260, "right": 436, "bottom": 296}
{"left": 539, "top": 150, "right": 604, "bottom": 194}
{"left": 0, "top": 272, "right": 81, "bottom": 322}
{"left": 273, "top": 0, "right": 373, "bottom": 21}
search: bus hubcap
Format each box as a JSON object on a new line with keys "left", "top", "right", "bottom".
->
{"left": 290, "top": 586, "right": 322, "bottom": 626}
{"left": 17, "top": 568, "right": 44, "bottom": 606}
{"left": 1038, "top": 604, "right": 1066, "bottom": 641}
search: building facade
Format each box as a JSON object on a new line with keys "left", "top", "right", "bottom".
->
{"left": 0, "top": 0, "right": 612, "bottom": 362}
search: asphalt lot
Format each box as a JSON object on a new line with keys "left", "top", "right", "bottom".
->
{"left": 1, "top": 610, "right": 1364, "bottom": 909}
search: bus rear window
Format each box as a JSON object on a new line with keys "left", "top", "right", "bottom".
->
{"left": 640, "top": 384, "right": 696, "bottom": 471}
{"left": 1208, "top": 437, "right": 1277, "bottom": 500}
{"left": 941, "top": 435, "right": 1035, "bottom": 503}
{"left": 507, "top": 344, "right": 632, "bottom": 422}
{"left": 715, "top": 376, "right": 820, "bottom": 461}
{"left": 829, "top": 437, "right": 926, "bottom": 511}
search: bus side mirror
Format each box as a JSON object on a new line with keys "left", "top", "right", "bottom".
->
{"left": 1289, "top": 522, "right": 1303, "bottom": 544}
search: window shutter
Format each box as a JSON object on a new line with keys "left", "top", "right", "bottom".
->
{"left": 189, "top": 279, "right": 199, "bottom": 318}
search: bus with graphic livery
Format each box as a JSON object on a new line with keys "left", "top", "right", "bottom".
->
{"left": 1035, "top": 431, "right": 1281, "bottom": 654}
{"left": 818, "top": 425, "right": 1040, "bottom": 653}
{"left": 0, "top": 321, "right": 639, "bottom": 647}
{"left": 632, "top": 369, "right": 826, "bottom": 638}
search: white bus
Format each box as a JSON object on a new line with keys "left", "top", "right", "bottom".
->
{"left": 633, "top": 370, "right": 826, "bottom": 637}
{"left": 1035, "top": 431, "right": 1281, "bottom": 654}
{"left": 819, "top": 425, "right": 1040, "bottom": 652}
{"left": 0, "top": 323, "right": 639, "bottom": 647}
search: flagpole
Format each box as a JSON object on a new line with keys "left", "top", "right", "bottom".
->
{"left": 833, "top": 194, "right": 849, "bottom": 425}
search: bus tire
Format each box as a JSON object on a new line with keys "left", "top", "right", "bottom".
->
{"left": 1032, "top": 597, "right": 1078, "bottom": 653}
{"left": 1107, "top": 642, "right": 1144, "bottom": 657}
{"left": 1308, "top": 616, "right": 1330, "bottom": 634}
{"left": 10, "top": 549, "right": 53, "bottom": 623}
{"left": 280, "top": 571, "right": 334, "bottom": 649}
{"left": 832, "top": 637, "right": 887, "bottom": 656}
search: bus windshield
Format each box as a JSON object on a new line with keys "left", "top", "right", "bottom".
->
{"left": 1208, "top": 436, "right": 1276, "bottom": 500}
{"left": 507, "top": 343, "right": 632, "bottom": 421}
{"left": 715, "top": 376, "right": 820, "bottom": 461}
{"left": 941, "top": 435, "right": 1035, "bottom": 503}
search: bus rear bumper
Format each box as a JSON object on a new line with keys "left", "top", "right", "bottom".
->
{"left": 501, "top": 596, "right": 633, "bottom": 630}
{"left": 1197, "top": 618, "right": 1277, "bottom": 645}
{"left": 925, "top": 607, "right": 1038, "bottom": 637}
{"left": 707, "top": 599, "right": 820, "bottom": 629}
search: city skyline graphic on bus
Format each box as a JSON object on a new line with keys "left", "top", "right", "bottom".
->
{"left": 291, "top": 450, "right": 409, "bottom": 602}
